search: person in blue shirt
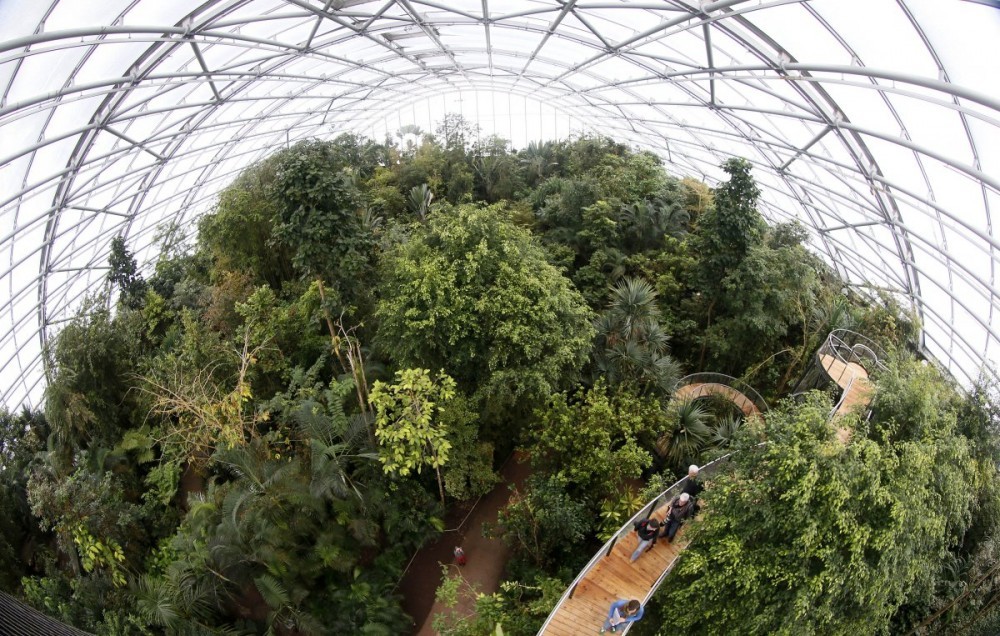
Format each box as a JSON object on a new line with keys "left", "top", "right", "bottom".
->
{"left": 601, "top": 598, "right": 644, "bottom": 633}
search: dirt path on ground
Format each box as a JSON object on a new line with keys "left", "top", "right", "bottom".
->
{"left": 398, "top": 452, "right": 532, "bottom": 635}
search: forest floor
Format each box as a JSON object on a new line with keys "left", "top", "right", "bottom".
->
{"left": 398, "top": 451, "right": 532, "bottom": 635}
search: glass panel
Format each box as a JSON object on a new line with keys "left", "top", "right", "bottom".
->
{"left": 814, "top": 0, "right": 938, "bottom": 77}
{"left": 123, "top": 0, "right": 207, "bottom": 28}
{"left": 745, "top": 3, "right": 851, "bottom": 66}
{"left": 0, "top": 0, "right": 50, "bottom": 42}
{"left": 46, "top": 0, "right": 129, "bottom": 32}
{"left": 6, "top": 46, "right": 86, "bottom": 104}
{"left": 906, "top": 0, "right": 1000, "bottom": 90}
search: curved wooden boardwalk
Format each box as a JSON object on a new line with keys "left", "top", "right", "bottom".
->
{"left": 539, "top": 498, "right": 689, "bottom": 635}
{"left": 540, "top": 348, "right": 883, "bottom": 634}
{"left": 819, "top": 354, "right": 872, "bottom": 416}
{"left": 673, "top": 382, "right": 761, "bottom": 417}
{"left": 819, "top": 353, "right": 873, "bottom": 443}
{"left": 541, "top": 383, "right": 758, "bottom": 635}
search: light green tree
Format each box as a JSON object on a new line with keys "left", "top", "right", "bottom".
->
{"left": 530, "top": 383, "right": 661, "bottom": 503}
{"left": 370, "top": 368, "right": 456, "bottom": 503}
{"left": 652, "top": 386, "right": 977, "bottom": 635}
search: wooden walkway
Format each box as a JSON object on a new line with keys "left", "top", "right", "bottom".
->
{"left": 540, "top": 346, "right": 883, "bottom": 635}
{"left": 819, "top": 354, "right": 874, "bottom": 442}
{"left": 543, "top": 381, "right": 759, "bottom": 631}
{"left": 673, "top": 382, "right": 761, "bottom": 416}
{"left": 540, "top": 499, "right": 688, "bottom": 635}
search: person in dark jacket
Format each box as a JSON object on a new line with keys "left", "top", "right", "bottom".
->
{"left": 682, "top": 464, "right": 703, "bottom": 498}
{"left": 630, "top": 517, "right": 660, "bottom": 562}
{"left": 683, "top": 464, "right": 703, "bottom": 514}
{"left": 661, "top": 492, "right": 694, "bottom": 542}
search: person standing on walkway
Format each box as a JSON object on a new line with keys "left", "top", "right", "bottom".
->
{"left": 683, "top": 464, "right": 703, "bottom": 513}
{"left": 683, "top": 464, "right": 703, "bottom": 498}
{"left": 630, "top": 517, "right": 660, "bottom": 562}
{"left": 662, "top": 492, "right": 694, "bottom": 542}
{"left": 601, "top": 598, "right": 644, "bottom": 633}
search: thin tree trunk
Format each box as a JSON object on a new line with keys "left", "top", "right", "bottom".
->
{"left": 699, "top": 299, "right": 715, "bottom": 370}
{"left": 315, "top": 278, "right": 349, "bottom": 372}
{"left": 435, "top": 465, "right": 446, "bottom": 505}
{"left": 316, "top": 279, "right": 373, "bottom": 441}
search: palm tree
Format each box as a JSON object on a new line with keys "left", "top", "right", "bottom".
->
{"left": 658, "top": 398, "right": 711, "bottom": 466}
{"left": 619, "top": 197, "right": 690, "bottom": 250}
{"left": 395, "top": 124, "right": 424, "bottom": 154}
{"left": 710, "top": 412, "right": 744, "bottom": 450}
{"left": 137, "top": 387, "right": 381, "bottom": 634}
{"left": 520, "top": 140, "right": 559, "bottom": 185}
{"left": 408, "top": 183, "right": 434, "bottom": 221}
{"left": 594, "top": 276, "right": 681, "bottom": 396}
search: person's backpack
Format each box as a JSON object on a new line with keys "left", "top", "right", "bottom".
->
{"left": 634, "top": 519, "right": 658, "bottom": 541}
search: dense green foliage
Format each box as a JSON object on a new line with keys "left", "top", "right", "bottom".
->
{"left": 376, "top": 202, "right": 594, "bottom": 422}
{"left": 529, "top": 384, "right": 662, "bottom": 503}
{"left": 637, "top": 358, "right": 1000, "bottom": 636}
{"left": 7, "top": 119, "right": 997, "bottom": 635}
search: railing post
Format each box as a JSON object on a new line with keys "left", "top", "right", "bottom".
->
{"left": 605, "top": 536, "right": 619, "bottom": 557}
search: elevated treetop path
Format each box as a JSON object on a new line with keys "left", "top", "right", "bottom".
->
{"left": 537, "top": 331, "right": 887, "bottom": 635}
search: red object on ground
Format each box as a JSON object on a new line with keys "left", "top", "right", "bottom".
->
{"left": 453, "top": 547, "right": 467, "bottom": 566}
{"left": 397, "top": 451, "right": 532, "bottom": 636}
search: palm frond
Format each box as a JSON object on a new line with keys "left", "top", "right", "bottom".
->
{"left": 666, "top": 398, "right": 711, "bottom": 466}
{"left": 711, "top": 413, "right": 744, "bottom": 449}
{"left": 255, "top": 573, "right": 290, "bottom": 610}
{"left": 134, "top": 574, "right": 180, "bottom": 627}
{"left": 291, "top": 399, "right": 334, "bottom": 446}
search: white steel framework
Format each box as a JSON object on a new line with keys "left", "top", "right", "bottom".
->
{"left": 1, "top": 0, "right": 998, "bottom": 408}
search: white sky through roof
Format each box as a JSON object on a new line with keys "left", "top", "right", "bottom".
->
{"left": 1, "top": 0, "right": 999, "bottom": 408}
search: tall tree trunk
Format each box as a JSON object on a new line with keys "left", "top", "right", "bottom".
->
{"left": 435, "top": 465, "right": 446, "bottom": 505}
{"left": 699, "top": 299, "right": 715, "bottom": 370}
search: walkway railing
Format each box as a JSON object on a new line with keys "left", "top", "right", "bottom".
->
{"left": 539, "top": 333, "right": 887, "bottom": 634}
{"left": 536, "top": 452, "right": 735, "bottom": 635}
{"left": 819, "top": 329, "right": 887, "bottom": 418}
{"left": 675, "top": 372, "right": 769, "bottom": 414}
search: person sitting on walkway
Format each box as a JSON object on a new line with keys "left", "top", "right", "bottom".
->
{"left": 630, "top": 517, "right": 660, "bottom": 562}
{"left": 661, "top": 492, "right": 694, "bottom": 543}
{"left": 601, "top": 598, "right": 644, "bottom": 633}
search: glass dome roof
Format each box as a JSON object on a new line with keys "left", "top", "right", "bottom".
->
{"left": 1, "top": 0, "right": 998, "bottom": 408}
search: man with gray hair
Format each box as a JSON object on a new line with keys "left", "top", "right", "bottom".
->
{"left": 661, "top": 492, "right": 694, "bottom": 542}
{"left": 682, "top": 463, "right": 703, "bottom": 515}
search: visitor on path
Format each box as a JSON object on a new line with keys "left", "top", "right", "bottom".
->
{"left": 682, "top": 464, "right": 703, "bottom": 498}
{"left": 683, "top": 464, "right": 703, "bottom": 513}
{"left": 453, "top": 546, "right": 466, "bottom": 566}
{"left": 662, "top": 492, "right": 694, "bottom": 542}
{"left": 601, "top": 598, "right": 644, "bottom": 633}
{"left": 630, "top": 517, "right": 660, "bottom": 562}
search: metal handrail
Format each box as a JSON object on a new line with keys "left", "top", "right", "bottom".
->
{"left": 820, "top": 330, "right": 886, "bottom": 418}
{"left": 827, "top": 329, "right": 888, "bottom": 373}
{"left": 539, "top": 335, "right": 885, "bottom": 633}
{"left": 536, "top": 453, "right": 735, "bottom": 635}
{"left": 674, "top": 372, "right": 769, "bottom": 414}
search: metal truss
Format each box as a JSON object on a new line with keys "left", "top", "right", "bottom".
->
{"left": 1, "top": 0, "right": 998, "bottom": 408}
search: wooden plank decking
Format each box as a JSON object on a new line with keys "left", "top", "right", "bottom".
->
{"left": 541, "top": 348, "right": 882, "bottom": 634}
{"left": 673, "top": 383, "right": 760, "bottom": 416}
{"left": 540, "top": 501, "right": 688, "bottom": 635}
{"left": 819, "top": 353, "right": 874, "bottom": 442}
